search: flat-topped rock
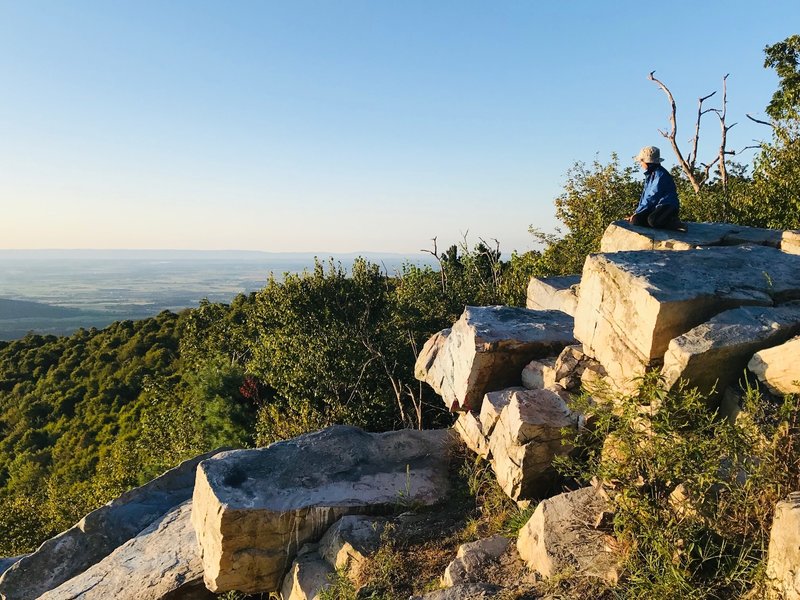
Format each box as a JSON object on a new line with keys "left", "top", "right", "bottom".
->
{"left": 415, "top": 306, "right": 575, "bottom": 411}
{"left": 600, "top": 220, "right": 783, "bottom": 253}
{"left": 662, "top": 304, "right": 800, "bottom": 400}
{"left": 749, "top": 336, "right": 800, "bottom": 396}
{"left": 574, "top": 245, "right": 800, "bottom": 393}
{"left": 526, "top": 275, "right": 580, "bottom": 316}
{"left": 192, "top": 426, "right": 454, "bottom": 593}
{"left": 40, "top": 501, "right": 211, "bottom": 600}
{"left": 0, "top": 449, "right": 224, "bottom": 600}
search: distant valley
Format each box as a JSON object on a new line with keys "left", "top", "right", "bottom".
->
{"left": 0, "top": 249, "right": 433, "bottom": 340}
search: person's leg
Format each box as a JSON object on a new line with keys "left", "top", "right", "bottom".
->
{"left": 647, "top": 204, "right": 679, "bottom": 229}
{"left": 630, "top": 210, "right": 652, "bottom": 227}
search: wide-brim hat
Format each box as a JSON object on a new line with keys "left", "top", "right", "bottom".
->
{"left": 635, "top": 146, "right": 665, "bottom": 163}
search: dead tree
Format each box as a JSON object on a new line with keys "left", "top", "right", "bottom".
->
{"left": 648, "top": 71, "right": 738, "bottom": 193}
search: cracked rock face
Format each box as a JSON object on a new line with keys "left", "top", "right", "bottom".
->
{"left": 192, "top": 426, "right": 454, "bottom": 594}
{"left": 574, "top": 245, "right": 800, "bottom": 393}
{"left": 415, "top": 306, "right": 575, "bottom": 412}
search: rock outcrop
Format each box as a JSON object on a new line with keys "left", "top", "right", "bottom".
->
{"left": 39, "top": 501, "right": 212, "bottom": 600}
{"left": 0, "top": 449, "right": 224, "bottom": 600}
{"left": 748, "top": 336, "right": 800, "bottom": 396}
{"left": 574, "top": 245, "right": 800, "bottom": 393}
{"left": 192, "top": 426, "right": 454, "bottom": 593}
{"left": 415, "top": 305, "right": 575, "bottom": 411}
{"left": 517, "top": 485, "right": 621, "bottom": 584}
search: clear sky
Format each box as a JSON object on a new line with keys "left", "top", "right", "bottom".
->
{"left": 1, "top": 1, "right": 798, "bottom": 254}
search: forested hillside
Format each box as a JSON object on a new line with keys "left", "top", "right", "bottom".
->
{"left": 1, "top": 35, "right": 799, "bottom": 568}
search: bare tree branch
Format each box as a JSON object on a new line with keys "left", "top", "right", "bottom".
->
{"left": 649, "top": 71, "right": 703, "bottom": 193}
{"left": 746, "top": 114, "right": 775, "bottom": 128}
{"left": 421, "top": 237, "right": 446, "bottom": 293}
{"left": 688, "top": 90, "right": 717, "bottom": 169}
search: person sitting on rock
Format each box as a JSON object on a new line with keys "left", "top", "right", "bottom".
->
{"left": 628, "top": 146, "right": 687, "bottom": 231}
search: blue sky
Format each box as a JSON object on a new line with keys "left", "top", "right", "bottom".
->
{"left": 1, "top": 1, "right": 797, "bottom": 254}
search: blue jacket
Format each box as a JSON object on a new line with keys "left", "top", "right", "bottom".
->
{"left": 633, "top": 165, "right": 679, "bottom": 216}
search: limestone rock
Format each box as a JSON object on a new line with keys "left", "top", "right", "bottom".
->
{"left": 479, "top": 388, "right": 523, "bottom": 435}
{"left": 280, "top": 545, "right": 335, "bottom": 600}
{"left": 783, "top": 230, "right": 800, "bottom": 255}
{"left": 415, "top": 306, "right": 575, "bottom": 411}
{"left": 488, "top": 387, "right": 580, "bottom": 500}
{"left": 521, "top": 359, "right": 557, "bottom": 390}
{"left": 662, "top": 304, "right": 800, "bottom": 400}
{"left": 767, "top": 492, "right": 800, "bottom": 599}
{"left": 526, "top": 275, "right": 580, "bottom": 316}
{"left": 442, "top": 534, "right": 511, "bottom": 587}
{"left": 749, "top": 336, "right": 800, "bottom": 396}
{"left": 454, "top": 411, "right": 491, "bottom": 459}
{"left": 517, "top": 485, "right": 621, "bottom": 584}
{"left": 192, "top": 426, "right": 454, "bottom": 594}
{"left": 600, "top": 220, "right": 782, "bottom": 253}
{"left": 574, "top": 245, "right": 800, "bottom": 393}
{"left": 39, "top": 501, "right": 211, "bottom": 600}
{"left": 318, "top": 515, "right": 386, "bottom": 576}
{"left": 0, "top": 449, "right": 224, "bottom": 600}
{"left": 409, "top": 583, "right": 504, "bottom": 599}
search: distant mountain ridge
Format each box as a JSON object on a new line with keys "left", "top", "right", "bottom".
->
{"left": 0, "top": 298, "right": 87, "bottom": 319}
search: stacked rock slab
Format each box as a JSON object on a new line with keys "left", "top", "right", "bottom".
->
{"left": 599, "top": 221, "right": 783, "bottom": 253}
{"left": 661, "top": 303, "right": 800, "bottom": 400}
{"left": 748, "top": 336, "right": 800, "bottom": 396}
{"left": 526, "top": 275, "right": 580, "bottom": 316}
{"left": 488, "top": 387, "right": 580, "bottom": 500}
{"left": 415, "top": 305, "right": 575, "bottom": 411}
{"left": 574, "top": 245, "right": 800, "bottom": 394}
{"left": 39, "top": 502, "right": 212, "bottom": 600}
{"left": 0, "top": 448, "right": 224, "bottom": 600}
{"left": 192, "top": 426, "right": 453, "bottom": 593}
{"left": 517, "top": 485, "right": 621, "bottom": 584}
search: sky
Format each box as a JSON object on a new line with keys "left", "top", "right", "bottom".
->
{"left": 1, "top": 1, "right": 798, "bottom": 255}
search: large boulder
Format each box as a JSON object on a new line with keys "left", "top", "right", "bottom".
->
{"left": 517, "top": 485, "right": 621, "bottom": 584}
{"left": 600, "top": 220, "right": 782, "bottom": 253}
{"left": 661, "top": 304, "right": 800, "bottom": 400}
{"left": 0, "top": 449, "right": 224, "bottom": 600}
{"left": 39, "top": 501, "right": 212, "bottom": 600}
{"left": 574, "top": 245, "right": 800, "bottom": 393}
{"left": 526, "top": 275, "right": 580, "bottom": 316}
{"left": 749, "top": 336, "right": 800, "bottom": 396}
{"left": 191, "top": 426, "right": 454, "bottom": 594}
{"left": 767, "top": 492, "right": 800, "bottom": 599}
{"left": 415, "top": 306, "right": 575, "bottom": 411}
{"left": 488, "top": 387, "right": 580, "bottom": 501}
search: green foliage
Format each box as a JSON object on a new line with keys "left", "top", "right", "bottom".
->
{"left": 530, "top": 154, "right": 639, "bottom": 276}
{"left": 558, "top": 375, "right": 800, "bottom": 599}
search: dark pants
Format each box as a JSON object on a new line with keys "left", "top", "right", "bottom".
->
{"left": 631, "top": 204, "right": 682, "bottom": 230}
